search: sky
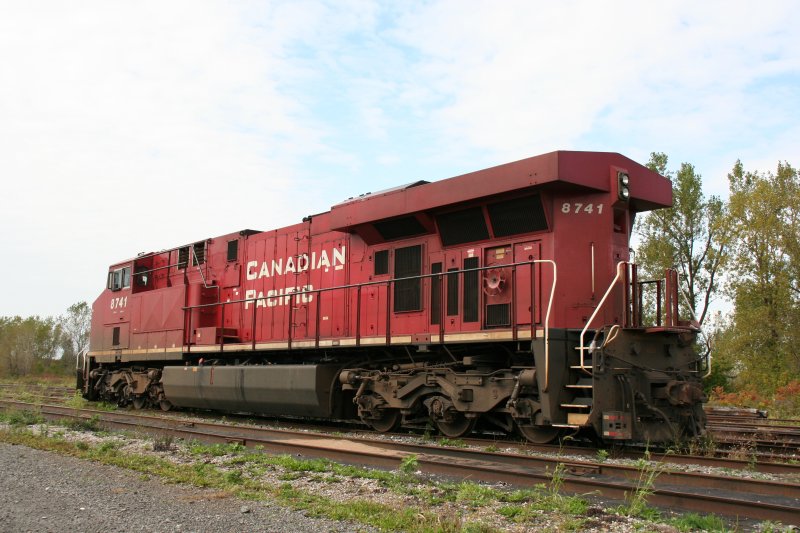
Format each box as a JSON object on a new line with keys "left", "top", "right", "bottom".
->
{"left": 0, "top": 0, "right": 798, "bottom": 318}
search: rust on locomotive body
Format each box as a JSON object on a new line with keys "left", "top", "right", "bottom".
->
{"left": 79, "top": 150, "right": 707, "bottom": 444}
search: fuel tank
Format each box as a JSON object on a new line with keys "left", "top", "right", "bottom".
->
{"left": 161, "top": 365, "right": 340, "bottom": 417}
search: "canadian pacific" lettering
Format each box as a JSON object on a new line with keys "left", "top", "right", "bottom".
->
{"left": 245, "top": 246, "right": 346, "bottom": 280}
{"left": 243, "top": 246, "right": 346, "bottom": 310}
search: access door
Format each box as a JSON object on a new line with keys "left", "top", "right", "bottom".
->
{"left": 513, "top": 241, "right": 541, "bottom": 327}
{"left": 483, "top": 245, "right": 513, "bottom": 328}
{"left": 429, "top": 249, "right": 481, "bottom": 335}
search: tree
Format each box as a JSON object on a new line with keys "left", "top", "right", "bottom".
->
{"left": 59, "top": 301, "right": 92, "bottom": 369}
{"left": 719, "top": 160, "right": 800, "bottom": 392}
{"left": 635, "top": 152, "right": 729, "bottom": 332}
{"left": 0, "top": 316, "right": 62, "bottom": 376}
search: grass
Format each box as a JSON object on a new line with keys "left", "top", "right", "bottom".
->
{"left": 61, "top": 414, "right": 102, "bottom": 432}
{"left": 0, "top": 426, "right": 477, "bottom": 531}
{"left": 0, "top": 421, "right": 742, "bottom": 533}
{"left": 65, "top": 392, "right": 89, "bottom": 409}
{"left": 0, "top": 409, "right": 45, "bottom": 427}
{"left": 666, "top": 512, "right": 727, "bottom": 532}
{"left": 0, "top": 374, "right": 75, "bottom": 387}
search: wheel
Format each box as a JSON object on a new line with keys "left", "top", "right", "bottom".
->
{"left": 159, "top": 399, "right": 172, "bottom": 412}
{"left": 365, "top": 410, "right": 401, "bottom": 433}
{"left": 132, "top": 396, "right": 146, "bottom": 410}
{"left": 435, "top": 415, "right": 477, "bottom": 438}
{"left": 517, "top": 423, "right": 561, "bottom": 444}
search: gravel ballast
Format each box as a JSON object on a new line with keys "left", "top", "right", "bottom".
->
{"left": 0, "top": 442, "right": 367, "bottom": 533}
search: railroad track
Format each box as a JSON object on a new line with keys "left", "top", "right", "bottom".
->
{"left": 2, "top": 386, "right": 799, "bottom": 472}
{"left": 1, "top": 399, "right": 799, "bottom": 525}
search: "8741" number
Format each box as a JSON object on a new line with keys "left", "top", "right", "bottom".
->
{"left": 561, "top": 202, "right": 604, "bottom": 214}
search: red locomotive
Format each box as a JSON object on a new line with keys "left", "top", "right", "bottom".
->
{"left": 79, "top": 150, "right": 707, "bottom": 443}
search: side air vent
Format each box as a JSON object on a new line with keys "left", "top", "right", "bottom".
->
{"left": 487, "top": 194, "right": 548, "bottom": 237}
{"left": 486, "top": 304, "right": 510, "bottom": 327}
{"left": 463, "top": 257, "right": 479, "bottom": 323}
{"left": 374, "top": 250, "right": 389, "bottom": 275}
{"left": 227, "top": 240, "right": 239, "bottom": 262}
{"left": 177, "top": 246, "right": 189, "bottom": 269}
{"left": 393, "top": 245, "right": 422, "bottom": 312}
{"left": 447, "top": 268, "right": 459, "bottom": 316}
{"left": 192, "top": 241, "right": 206, "bottom": 266}
{"left": 373, "top": 216, "right": 427, "bottom": 241}
{"left": 437, "top": 207, "right": 490, "bottom": 246}
{"left": 430, "top": 263, "right": 442, "bottom": 325}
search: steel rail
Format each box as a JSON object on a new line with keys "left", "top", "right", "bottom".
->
{"left": 2, "top": 400, "right": 799, "bottom": 524}
{"left": 3, "top": 388, "right": 798, "bottom": 474}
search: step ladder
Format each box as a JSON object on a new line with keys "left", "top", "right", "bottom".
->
{"left": 560, "top": 339, "right": 599, "bottom": 427}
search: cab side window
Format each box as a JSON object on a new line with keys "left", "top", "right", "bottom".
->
{"left": 107, "top": 267, "right": 131, "bottom": 291}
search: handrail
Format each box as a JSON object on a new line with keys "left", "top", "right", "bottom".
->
{"left": 578, "top": 261, "right": 627, "bottom": 373}
{"left": 186, "top": 259, "right": 548, "bottom": 312}
{"left": 190, "top": 246, "right": 215, "bottom": 291}
{"left": 183, "top": 259, "right": 557, "bottom": 380}
{"left": 535, "top": 260, "right": 557, "bottom": 392}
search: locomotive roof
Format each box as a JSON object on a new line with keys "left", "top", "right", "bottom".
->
{"left": 107, "top": 150, "right": 669, "bottom": 268}
{"left": 329, "top": 150, "right": 670, "bottom": 231}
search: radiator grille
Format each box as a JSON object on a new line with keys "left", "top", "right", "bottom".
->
{"left": 437, "top": 207, "right": 489, "bottom": 246}
{"left": 374, "top": 216, "right": 427, "bottom": 241}
{"left": 487, "top": 194, "right": 548, "bottom": 237}
{"left": 485, "top": 304, "right": 510, "bottom": 327}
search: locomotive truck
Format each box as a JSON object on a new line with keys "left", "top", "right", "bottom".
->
{"left": 78, "top": 150, "right": 707, "bottom": 444}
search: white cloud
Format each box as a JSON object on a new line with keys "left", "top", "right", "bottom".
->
{"left": 0, "top": 0, "right": 797, "bottom": 317}
{"left": 387, "top": 1, "right": 800, "bottom": 177}
{"left": 0, "top": 1, "right": 336, "bottom": 316}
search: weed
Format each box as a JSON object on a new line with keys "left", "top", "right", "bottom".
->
{"left": 456, "top": 482, "right": 497, "bottom": 507}
{"left": 398, "top": 453, "right": 419, "bottom": 475}
{"left": 686, "top": 433, "right": 718, "bottom": 457}
{"left": 549, "top": 462, "right": 566, "bottom": 497}
{"left": 65, "top": 392, "right": 88, "bottom": 409}
{"left": 96, "top": 440, "right": 119, "bottom": 454}
{"left": 62, "top": 415, "right": 101, "bottom": 432}
{"left": 438, "top": 437, "right": 467, "bottom": 448}
{"left": 596, "top": 448, "right": 609, "bottom": 463}
{"left": 225, "top": 469, "right": 244, "bottom": 484}
{"left": 16, "top": 391, "right": 37, "bottom": 403}
{"left": 484, "top": 444, "right": 498, "bottom": 452}
{"left": 92, "top": 401, "right": 118, "bottom": 412}
{"left": 667, "top": 512, "right": 727, "bottom": 532}
{"left": 75, "top": 441, "right": 89, "bottom": 451}
{"left": 422, "top": 421, "right": 434, "bottom": 441}
{"left": 3, "top": 409, "right": 44, "bottom": 427}
{"left": 756, "top": 520, "right": 791, "bottom": 533}
{"left": 152, "top": 434, "right": 175, "bottom": 452}
{"left": 624, "top": 450, "right": 664, "bottom": 518}
{"left": 188, "top": 441, "right": 244, "bottom": 457}
{"left": 558, "top": 434, "right": 575, "bottom": 452}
